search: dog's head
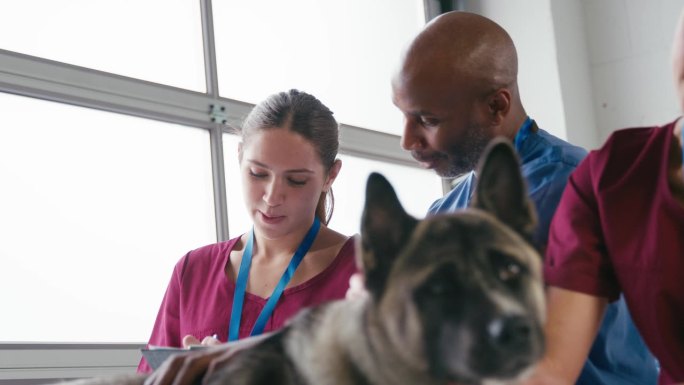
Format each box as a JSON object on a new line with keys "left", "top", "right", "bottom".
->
{"left": 361, "top": 138, "right": 544, "bottom": 384}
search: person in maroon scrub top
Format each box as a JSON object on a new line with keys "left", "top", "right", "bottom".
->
{"left": 138, "top": 89, "right": 356, "bottom": 374}
{"left": 529, "top": 8, "right": 684, "bottom": 385}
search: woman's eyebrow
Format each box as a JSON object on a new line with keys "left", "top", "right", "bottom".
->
{"left": 247, "top": 159, "right": 314, "bottom": 174}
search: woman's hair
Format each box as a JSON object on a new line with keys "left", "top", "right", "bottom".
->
{"left": 239, "top": 89, "right": 339, "bottom": 225}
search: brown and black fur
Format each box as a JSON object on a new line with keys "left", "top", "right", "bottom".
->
{"left": 67, "top": 138, "right": 545, "bottom": 385}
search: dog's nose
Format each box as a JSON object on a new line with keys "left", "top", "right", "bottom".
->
{"left": 486, "top": 315, "right": 532, "bottom": 351}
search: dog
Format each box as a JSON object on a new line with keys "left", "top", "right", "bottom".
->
{"left": 67, "top": 138, "right": 545, "bottom": 385}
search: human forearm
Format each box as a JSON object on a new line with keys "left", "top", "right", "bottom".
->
{"left": 521, "top": 286, "right": 607, "bottom": 384}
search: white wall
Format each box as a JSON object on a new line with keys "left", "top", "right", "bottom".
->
{"left": 462, "top": 0, "right": 570, "bottom": 143}
{"left": 463, "top": 0, "right": 682, "bottom": 150}
{"left": 550, "top": 0, "right": 598, "bottom": 150}
{"left": 582, "top": 0, "right": 682, "bottom": 144}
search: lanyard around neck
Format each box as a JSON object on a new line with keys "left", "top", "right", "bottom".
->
{"left": 513, "top": 116, "right": 534, "bottom": 152}
{"left": 228, "top": 217, "right": 321, "bottom": 341}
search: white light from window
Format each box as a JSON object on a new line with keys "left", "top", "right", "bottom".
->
{"left": 0, "top": 0, "right": 205, "bottom": 91}
{"left": 213, "top": 0, "right": 425, "bottom": 135}
{"left": 0, "top": 93, "right": 216, "bottom": 342}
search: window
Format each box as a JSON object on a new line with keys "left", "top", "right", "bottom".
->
{"left": 213, "top": 0, "right": 425, "bottom": 135}
{"left": 0, "top": 0, "right": 205, "bottom": 91}
{"left": 0, "top": 0, "right": 434, "bottom": 347}
{"left": 0, "top": 93, "right": 216, "bottom": 342}
{"left": 330, "top": 154, "right": 443, "bottom": 235}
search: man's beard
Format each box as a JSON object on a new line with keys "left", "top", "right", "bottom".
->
{"left": 436, "top": 124, "right": 492, "bottom": 178}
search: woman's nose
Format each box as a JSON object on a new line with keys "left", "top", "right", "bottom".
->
{"left": 263, "top": 178, "right": 284, "bottom": 206}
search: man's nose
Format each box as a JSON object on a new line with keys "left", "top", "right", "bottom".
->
{"left": 400, "top": 118, "right": 424, "bottom": 151}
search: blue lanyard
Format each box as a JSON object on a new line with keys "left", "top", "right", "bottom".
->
{"left": 228, "top": 217, "right": 321, "bottom": 341}
{"left": 513, "top": 116, "right": 534, "bottom": 152}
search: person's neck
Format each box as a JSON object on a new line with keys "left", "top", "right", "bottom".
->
{"left": 502, "top": 110, "right": 530, "bottom": 141}
{"left": 251, "top": 222, "right": 316, "bottom": 263}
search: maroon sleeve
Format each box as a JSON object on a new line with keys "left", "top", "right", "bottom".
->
{"left": 544, "top": 156, "right": 620, "bottom": 301}
{"left": 136, "top": 254, "right": 187, "bottom": 373}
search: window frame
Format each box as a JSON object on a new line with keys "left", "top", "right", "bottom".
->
{"left": 0, "top": 0, "right": 436, "bottom": 380}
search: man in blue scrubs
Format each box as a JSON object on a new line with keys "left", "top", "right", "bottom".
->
{"left": 391, "top": 11, "right": 657, "bottom": 385}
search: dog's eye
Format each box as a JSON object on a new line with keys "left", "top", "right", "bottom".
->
{"left": 498, "top": 262, "right": 521, "bottom": 282}
{"left": 489, "top": 251, "right": 526, "bottom": 283}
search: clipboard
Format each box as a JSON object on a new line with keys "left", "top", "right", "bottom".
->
{"left": 141, "top": 345, "right": 209, "bottom": 370}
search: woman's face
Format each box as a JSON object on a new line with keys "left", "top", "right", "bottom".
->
{"left": 239, "top": 128, "right": 339, "bottom": 239}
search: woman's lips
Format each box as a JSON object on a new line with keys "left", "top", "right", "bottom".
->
{"left": 259, "top": 211, "right": 285, "bottom": 224}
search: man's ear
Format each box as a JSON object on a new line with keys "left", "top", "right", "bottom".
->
{"left": 361, "top": 173, "right": 418, "bottom": 299}
{"left": 471, "top": 138, "right": 536, "bottom": 241}
{"left": 486, "top": 89, "right": 512, "bottom": 125}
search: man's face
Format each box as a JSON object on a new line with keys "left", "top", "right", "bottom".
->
{"left": 391, "top": 65, "right": 494, "bottom": 178}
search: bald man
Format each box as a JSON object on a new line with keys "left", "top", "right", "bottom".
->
{"left": 393, "top": 11, "right": 579, "bottom": 249}
{"left": 391, "top": 11, "right": 657, "bottom": 385}
{"left": 537, "top": 9, "right": 684, "bottom": 385}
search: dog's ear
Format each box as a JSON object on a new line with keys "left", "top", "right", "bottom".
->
{"left": 472, "top": 138, "right": 537, "bottom": 241}
{"left": 361, "top": 173, "right": 418, "bottom": 299}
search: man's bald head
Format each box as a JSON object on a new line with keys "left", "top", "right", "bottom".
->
{"left": 391, "top": 11, "right": 528, "bottom": 177}
{"left": 401, "top": 11, "right": 519, "bottom": 97}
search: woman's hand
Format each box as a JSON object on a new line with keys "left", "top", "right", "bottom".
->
{"left": 182, "top": 334, "right": 222, "bottom": 348}
{"left": 143, "top": 345, "right": 226, "bottom": 385}
{"left": 143, "top": 333, "right": 273, "bottom": 385}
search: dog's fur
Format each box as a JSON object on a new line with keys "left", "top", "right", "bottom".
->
{"left": 66, "top": 138, "right": 545, "bottom": 385}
